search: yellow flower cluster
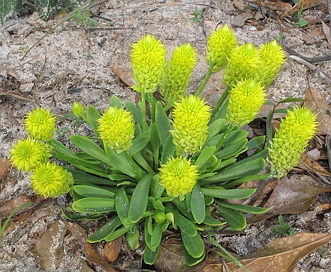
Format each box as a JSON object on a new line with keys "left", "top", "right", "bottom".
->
{"left": 98, "top": 107, "right": 135, "bottom": 152}
{"left": 171, "top": 95, "right": 211, "bottom": 155}
{"left": 226, "top": 79, "right": 266, "bottom": 127}
{"left": 131, "top": 35, "right": 166, "bottom": 93}
{"left": 160, "top": 157, "right": 198, "bottom": 199}
{"left": 268, "top": 107, "right": 318, "bottom": 178}
{"left": 160, "top": 43, "right": 197, "bottom": 103}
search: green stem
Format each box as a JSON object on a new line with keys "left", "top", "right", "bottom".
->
{"left": 140, "top": 92, "right": 148, "bottom": 132}
{"left": 216, "top": 124, "right": 235, "bottom": 150}
{"left": 211, "top": 88, "right": 230, "bottom": 119}
{"left": 195, "top": 65, "right": 214, "bottom": 97}
{"left": 207, "top": 234, "right": 250, "bottom": 272}
{"left": 147, "top": 93, "right": 156, "bottom": 124}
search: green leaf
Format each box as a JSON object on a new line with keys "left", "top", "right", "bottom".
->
{"left": 150, "top": 123, "right": 160, "bottom": 165}
{"left": 115, "top": 187, "right": 130, "bottom": 227}
{"left": 216, "top": 205, "right": 246, "bottom": 230}
{"left": 109, "top": 96, "right": 123, "bottom": 108}
{"left": 128, "top": 173, "right": 153, "bottom": 223}
{"left": 201, "top": 187, "right": 256, "bottom": 199}
{"left": 203, "top": 215, "right": 226, "bottom": 226}
{"left": 87, "top": 216, "right": 121, "bottom": 243}
{"left": 247, "top": 136, "right": 265, "bottom": 151}
{"left": 169, "top": 207, "right": 197, "bottom": 237}
{"left": 201, "top": 158, "right": 265, "bottom": 184}
{"left": 128, "top": 129, "right": 151, "bottom": 155}
{"left": 161, "top": 134, "right": 176, "bottom": 165}
{"left": 68, "top": 168, "right": 117, "bottom": 186}
{"left": 181, "top": 232, "right": 205, "bottom": 258}
{"left": 217, "top": 201, "right": 271, "bottom": 214}
{"left": 126, "top": 226, "right": 140, "bottom": 250}
{"left": 194, "top": 146, "right": 216, "bottom": 169}
{"left": 144, "top": 244, "right": 160, "bottom": 265}
{"left": 70, "top": 135, "right": 111, "bottom": 165}
{"left": 73, "top": 185, "right": 116, "bottom": 198}
{"left": 279, "top": 97, "right": 304, "bottom": 104}
{"left": 150, "top": 174, "right": 164, "bottom": 198}
{"left": 61, "top": 209, "right": 103, "bottom": 221}
{"left": 72, "top": 197, "right": 115, "bottom": 214}
{"left": 150, "top": 222, "right": 164, "bottom": 252}
{"left": 184, "top": 245, "right": 206, "bottom": 266}
{"left": 125, "top": 100, "right": 143, "bottom": 129}
{"left": 105, "top": 225, "right": 134, "bottom": 242}
{"left": 215, "top": 138, "right": 248, "bottom": 160}
{"left": 86, "top": 105, "right": 101, "bottom": 137}
{"left": 155, "top": 101, "right": 171, "bottom": 147}
{"left": 207, "top": 118, "right": 227, "bottom": 140}
{"left": 191, "top": 183, "right": 205, "bottom": 224}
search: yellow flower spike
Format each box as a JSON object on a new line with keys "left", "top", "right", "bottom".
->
{"left": 160, "top": 43, "right": 197, "bottom": 103}
{"left": 171, "top": 95, "right": 211, "bottom": 155}
{"left": 257, "top": 40, "right": 286, "bottom": 88}
{"left": 72, "top": 102, "right": 85, "bottom": 117}
{"left": 98, "top": 107, "right": 135, "bottom": 152}
{"left": 10, "top": 138, "right": 51, "bottom": 172}
{"left": 131, "top": 34, "right": 166, "bottom": 93}
{"left": 222, "top": 43, "right": 260, "bottom": 89}
{"left": 31, "top": 162, "right": 74, "bottom": 198}
{"left": 24, "top": 108, "right": 56, "bottom": 141}
{"left": 227, "top": 79, "right": 266, "bottom": 127}
{"left": 268, "top": 107, "right": 318, "bottom": 179}
{"left": 160, "top": 157, "right": 198, "bottom": 199}
{"left": 206, "top": 24, "right": 237, "bottom": 72}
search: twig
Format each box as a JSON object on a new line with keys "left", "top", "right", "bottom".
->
{"left": 282, "top": 45, "right": 331, "bottom": 64}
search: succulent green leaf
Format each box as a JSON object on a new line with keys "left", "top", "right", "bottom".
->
{"left": 87, "top": 216, "right": 121, "bottom": 243}
{"left": 73, "top": 185, "right": 116, "bottom": 198}
{"left": 125, "top": 100, "right": 143, "bottom": 129}
{"left": 128, "top": 173, "right": 153, "bottom": 223}
{"left": 115, "top": 187, "right": 130, "bottom": 227}
{"left": 217, "top": 201, "right": 271, "bottom": 214}
{"left": 86, "top": 105, "right": 101, "bottom": 137}
{"left": 201, "top": 187, "right": 256, "bottom": 199}
{"left": 109, "top": 96, "right": 123, "bottom": 108}
{"left": 194, "top": 146, "right": 216, "bottom": 169}
{"left": 155, "top": 101, "right": 171, "bottom": 147}
{"left": 191, "top": 183, "right": 206, "bottom": 224}
{"left": 144, "top": 244, "right": 160, "bottom": 265}
{"left": 216, "top": 205, "right": 246, "bottom": 230}
{"left": 181, "top": 232, "right": 205, "bottom": 258}
{"left": 126, "top": 226, "right": 140, "bottom": 250}
{"left": 161, "top": 134, "right": 176, "bottom": 164}
{"left": 72, "top": 197, "right": 115, "bottom": 214}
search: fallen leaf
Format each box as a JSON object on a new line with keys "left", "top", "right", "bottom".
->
{"left": 0, "top": 158, "right": 11, "bottom": 181}
{"left": 32, "top": 220, "right": 67, "bottom": 270}
{"left": 0, "top": 195, "right": 39, "bottom": 219}
{"left": 110, "top": 66, "right": 134, "bottom": 87}
{"left": 303, "top": 84, "right": 331, "bottom": 135}
{"left": 104, "top": 237, "right": 122, "bottom": 263}
{"left": 248, "top": 175, "right": 331, "bottom": 223}
{"left": 64, "top": 221, "right": 87, "bottom": 245}
{"left": 297, "top": 153, "right": 331, "bottom": 177}
{"left": 231, "top": 10, "right": 254, "bottom": 27}
{"left": 322, "top": 20, "right": 331, "bottom": 48}
{"left": 84, "top": 242, "right": 117, "bottom": 272}
{"left": 283, "top": 0, "right": 325, "bottom": 17}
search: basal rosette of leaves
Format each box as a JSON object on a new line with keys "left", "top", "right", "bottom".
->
{"left": 10, "top": 25, "right": 318, "bottom": 267}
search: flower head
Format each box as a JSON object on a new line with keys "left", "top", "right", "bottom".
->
{"left": 268, "top": 107, "right": 318, "bottom": 178}
{"left": 171, "top": 95, "right": 211, "bottom": 155}
{"left": 206, "top": 24, "right": 237, "bottom": 72}
{"left": 131, "top": 35, "right": 166, "bottom": 93}
{"left": 24, "top": 108, "right": 56, "bottom": 141}
{"left": 31, "top": 162, "right": 74, "bottom": 198}
{"left": 10, "top": 138, "right": 51, "bottom": 172}
{"left": 222, "top": 43, "right": 260, "bottom": 89}
{"left": 160, "top": 44, "right": 197, "bottom": 103}
{"left": 98, "top": 107, "right": 134, "bottom": 152}
{"left": 227, "top": 79, "right": 266, "bottom": 127}
{"left": 160, "top": 157, "right": 198, "bottom": 199}
{"left": 72, "top": 102, "right": 85, "bottom": 117}
{"left": 257, "top": 40, "right": 286, "bottom": 88}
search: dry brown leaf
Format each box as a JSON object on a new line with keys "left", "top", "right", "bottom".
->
{"left": 64, "top": 221, "right": 87, "bottom": 245}
{"left": 0, "top": 158, "right": 11, "bottom": 181}
{"left": 32, "top": 220, "right": 67, "bottom": 270}
{"left": 283, "top": 0, "right": 325, "bottom": 17}
{"left": 321, "top": 21, "right": 331, "bottom": 48}
{"left": 110, "top": 66, "right": 134, "bottom": 87}
{"left": 303, "top": 84, "right": 331, "bottom": 135}
{"left": 248, "top": 175, "right": 331, "bottom": 223}
{"left": 0, "top": 195, "right": 40, "bottom": 219}
{"left": 261, "top": 1, "right": 292, "bottom": 13}
{"left": 84, "top": 242, "right": 118, "bottom": 272}
{"left": 103, "top": 237, "right": 122, "bottom": 263}
{"left": 298, "top": 153, "right": 331, "bottom": 177}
